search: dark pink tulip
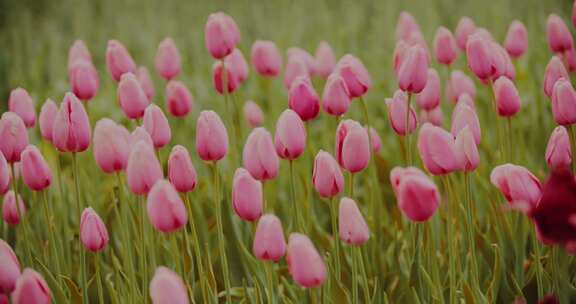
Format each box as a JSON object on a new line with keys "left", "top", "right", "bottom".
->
{"left": 106, "top": 40, "right": 136, "bottom": 82}
{"left": 393, "top": 40, "right": 409, "bottom": 77}
{"left": 167, "top": 145, "right": 197, "bottom": 193}
{"left": 336, "top": 54, "right": 371, "bottom": 98}
{"left": 8, "top": 88, "right": 35, "bottom": 128}
{"left": 0, "top": 112, "right": 28, "bottom": 163}
{"left": 385, "top": 90, "right": 417, "bottom": 136}
{"left": 143, "top": 104, "right": 171, "bottom": 149}
{"left": 394, "top": 167, "right": 440, "bottom": 222}
{"left": 544, "top": 56, "right": 569, "bottom": 98}
{"left": 335, "top": 119, "right": 370, "bottom": 173}
{"left": 546, "top": 126, "right": 572, "bottom": 172}
{"left": 2, "top": 191, "right": 26, "bottom": 225}
{"left": 313, "top": 150, "right": 344, "bottom": 198}
{"left": 322, "top": 73, "right": 351, "bottom": 116}
{"left": 155, "top": 37, "right": 181, "bottom": 81}
{"left": 564, "top": 48, "right": 576, "bottom": 72}
{"left": 551, "top": 78, "right": 576, "bottom": 125}
{"left": 283, "top": 56, "right": 309, "bottom": 89}
{"left": 417, "top": 123, "right": 462, "bottom": 175}
{"left": 118, "top": 73, "right": 150, "bottom": 120}
{"left": 433, "top": 27, "right": 458, "bottom": 65}
{"left": 466, "top": 33, "right": 493, "bottom": 80}
{"left": 137, "top": 66, "right": 156, "bottom": 101}
{"left": 150, "top": 267, "right": 189, "bottom": 304}
{"left": 68, "top": 40, "right": 92, "bottom": 71}
{"left": 369, "top": 127, "right": 382, "bottom": 154}
{"left": 490, "top": 164, "right": 542, "bottom": 213}
{"left": 93, "top": 119, "right": 130, "bottom": 173}
{"left": 398, "top": 46, "right": 428, "bottom": 93}
{"left": 20, "top": 145, "right": 52, "bottom": 191}
{"left": 69, "top": 60, "right": 99, "bottom": 101}
{"left": 288, "top": 76, "right": 320, "bottom": 121}
{"left": 547, "top": 14, "right": 574, "bottom": 54}
{"left": 147, "top": 180, "right": 187, "bottom": 233}
{"left": 286, "top": 233, "right": 327, "bottom": 288}
{"left": 395, "top": 11, "right": 421, "bottom": 42}
{"left": 165, "top": 80, "right": 193, "bottom": 118}
{"left": 314, "top": 41, "right": 337, "bottom": 79}
{"left": 39, "top": 99, "right": 58, "bottom": 143}
{"left": 212, "top": 60, "right": 239, "bottom": 94}
{"left": 339, "top": 197, "right": 369, "bottom": 245}
{"left": 274, "top": 109, "right": 306, "bottom": 160}
{"left": 0, "top": 239, "right": 20, "bottom": 293}
{"left": 455, "top": 126, "right": 479, "bottom": 172}
{"left": 493, "top": 76, "right": 521, "bottom": 117}
{"left": 243, "top": 128, "right": 279, "bottom": 180}
{"left": 504, "top": 20, "right": 528, "bottom": 58}
{"left": 0, "top": 154, "right": 9, "bottom": 195}
{"left": 251, "top": 40, "right": 282, "bottom": 77}
{"left": 196, "top": 110, "right": 228, "bottom": 161}
{"left": 226, "top": 48, "right": 249, "bottom": 83}
{"left": 243, "top": 100, "right": 264, "bottom": 128}
{"left": 127, "top": 141, "right": 163, "bottom": 195}
{"left": 420, "top": 106, "right": 443, "bottom": 127}
{"left": 455, "top": 17, "right": 476, "bottom": 51}
{"left": 253, "top": 214, "right": 286, "bottom": 261}
{"left": 11, "top": 268, "right": 51, "bottom": 304}
{"left": 52, "top": 93, "right": 91, "bottom": 153}
{"left": 574, "top": 1, "right": 576, "bottom": 28}
{"left": 389, "top": 166, "right": 429, "bottom": 195}
{"left": 446, "top": 70, "right": 476, "bottom": 103}
{"left": 80, "top": 207, "right": 109, "bottom": 252}
{"left": 130, "top": 126, "right": 154, "bottom": 148}
{"left": 204, "top": 12, "right": 240, "bottom": 59}
{"left": 232, "top": 168, "right": 263, "bottom": 222}
{"left": 451, "top": 98, "right": 481, "bottom": 145}
{"left": 416, "top": 69, "right": 440, "bottom": 110}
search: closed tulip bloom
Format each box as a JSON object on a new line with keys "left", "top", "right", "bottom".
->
{"left": 274, "top": 109, "right": 306, "bottom": 160}
{"left": 434, "top": 27, "right": 458, "bottom": 65}
{"left": 68, "top": 40, "right": 92, "bottom": 71}
{"left": 2, "top": 191, "right": 26, "bottom": 225}
{"left": 574, "top": 1, "right": 576, "bottom": 28}
{"left": 243, "top": 100, "right": 264, "bottom": 128}
{"left": 416, "top": 69, "right": 440, "bottom": 110}
{"left": 398, "top": 46, "right": 428, "bottom": 93}
{"left": 284, "top": 56, "right": 309, "bottom": 89}
{"left": 455, "top": 17, "right": 476, "bottom": 51}
{"left": 118, "top": 73, "right": 150, "bottom": 120}
{"left": 389, "top": 166, "right": 429, "bottom": 195}
{"left": 8, "top": 88, "right": 36, "bottom": 128}
{"left": 287, "top": 233, "right": 327, "bottom": 288}
{"left": 420, "top": 106, "right": 443, "bottom": 127}
{"left": 69, "top": 60, "right": 99, "bottom": 101}
{"left": 395, "top": 11, "right": 421, "bottom": 42}
{"left": 253, "top": 214, "right": 286, "bottom": 261}
{"left": 551, "top": 78, "right": 576, "bottom": 126}
{"left": 490, "top": 164, "right": 542, "bottom": 212}
{"left": 106, "top": 40, "right": 136, "bottom": 82}
{"left": 564, "top": 48, "right": 576, "bottom": 73}
{"left": 155, "top": 38, "right": 181, "bottom": 81}
{"left": 546, "top": 126, "right": 572, "bottom": 172}
{"left": 137, "top": 66, "right": 156, "bottom": 101}
{"left": 393, "top": 41, "right": 409, "bottom": 77}
{"left": 418, "top": 123, "right": 462, "bottom": 175}
{"left": 337, "top": 54, "right": 371, "bottom": 98}
{"left": 504, "top": 20, "right": 528, "bottom": 58}
{"left": 80, "top": 207, "right": 109, "bottom": 252}
{"left": 39, "top": 99, "right": 58, "bottom": 142}
{"left": 147, "top": 180, "right": 187, "bottom": 232}
{"left": 396, "top": 171, "right": 440, "bottom": 222}
{"left": 466, "top": 33, "right": 493, "bottom": 80}
{"left": 243, "top": 128, "right": 279, "bottom": 180}
{"left": 493, "top": 76, "right": 521, "bottom": 117}
{"left": 313, "top": 150, "right": 344, "bottom": 198}
{"left": 0, "top": 112, "right": 28, "bottom": 163}
{"left": 385, "top": 90, "right": 417, "bottom": 136}
{"left": 446, "top": 70, "right": 476, "bottom": 103}
{"left": 0, "top": 239, "right": 20, "bottom": 293}
{"left": 335, "top": 120, "right": 370, "bottom": 173}
{"left": 322, "top": 73, "right": 351, "bottom": 116}
{"left": 196, "top": 110, "right": 229, "bottom": 161}
{"left": 0, "top": 154, "right": 9, "bottom": 195}
{"left": 204, "top": 12, "right": 240, "bottom": 59}
{"left": 490, "top": 42, "right": 516, "bottom": 80}
{"left": 287, "top": 48, "right": 316, "bottom": 73}
{"left": 52, "top": 93, "right": 91, "bottom": 152}
{"left": 212, "top": 61, "right": 240, "bottom": 94}
{"left": 369, "top": 127, "right": 382, "bottom": 153}
{"left": 232, "top": 168, "right": 263, "bottom": 222}
{"left": 226, "top": 48, "right": 249, "bottom": 83}
{"left": 150, "top": 267, "right": 189, "bottom": 304}
{"left": 251, "top": 40, "right": 282, "bottom": 77}
{"left": 547, "top": 14, "right": 574, "bottom": 53}
{"left": 11, "top": 269, "right": 51, "bottom": 304}
{"left": 544, "top": 56, "right": 569, "bottom": 98}
{"left": 339, "top": 197, "right": 369, "bottom": 245}
{"left": 314, "top": 41, "right": 336, "bottom": 79}
{"left": 288, "top": 76, "right": 320, "bottom": 121}
{"left": 167, "top": 145, "right": 197, "bottom": 193}
{"left": 165, "top": 80, "right": 193, "bottom": 118}
{"left": 455, "top": 126, "right": 480, "bottom": 172}
{"left": 451, "top": 98, "right": 481, "bottom": 145}
{"left": 127, "top": 141, "right": 163, "bottom": 195}
{"left": 143, "top": 105, "right": 171, "bottom": 149}
{"left": 20, "top": 145, "right": 52, "bottom": 191}
{"left": 93, "top": 118, "right": 130, "bottom": 173}
{"left": 130, "top": 126, "right": 154, "bottom": 148}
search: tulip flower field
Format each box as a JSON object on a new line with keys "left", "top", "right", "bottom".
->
{"left": 3, "top": 0, "right": 576, "bottom": 303}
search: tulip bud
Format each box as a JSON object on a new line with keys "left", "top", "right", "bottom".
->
{"left": 335, "top": 120, "right": 370, "bottom": 173}
{"left": 2, "top": 191, "right": 26, "bottom": 225}
{"left": 418, "top": 123, "right": 462, "bottom": 175}
{"left": 551, "top": 78, "right": 576, "bottom": 126}
{"left": 11, "top": 269, "right": 51, "bottom": 304}
{"left": 545, "top": 126, "right": 572, "bottom": 172}
{"left": 0, "top": 239, "right": 20, "bottom": 293}
{"left": 243, "top": 100, "right": 264, "bottom": 128}
{"left": 287, "top": 233, "right": 327, "bottom": 288}
{"left": 143, "top": 105, "right": 171, "bottom": 149}
{"left": 69, "top": 60, "right": 99, "bottom": 101}
{"left": 20, "top": 145, "right": 52, "bottom": 191}
{"left": 167, "top": 145, "right": 197, "bottom": 193}
{"left": 155, "top": 38, "right": 181, "bottom": 81}
{"left": 336, "top": 54, "right": 371, "bottom": 98}
{"left": 68, "top": 40, "right": 92, "bottom": 71}
{"left": 93, "top": 118, "right": 130, "bottom": 173}
{"left": 147, "top": 180, "right": 187, "bottom": 233}
{"left": 253, "top": 214, "right": 286, "bottom": 261}
{"left": 451, "top": 98, "right": 481, "bottom": 145}
{"left": 118, "top": 73, "right": 150, "bottom": 120}
{"left": 564, "top": 48, "right": 576, "bottom": 73}
{"left": 369, "top": 127, "right": 382, "bottom": 154}
{"left": 288, "top": 76, "right": 320, "bottom": 121}
{"left": 420, "top": 106, "right": 443, "bottom": 127}
{"left": 0, "top": 112, "right": 29, "bottom": 163}
{"left": 232, "top": 168, "right": 263, "bottom": 222}
{"left": 243, "top": 128, "right": 279, "bottom": 180}
{"left": 314, "top": 41, "right": 337, "bottom": 79}
{"left": 390, "top": 166, "right": 429, "bottom": 195}
{"left": 8, "top": 88, "right": 36, "bottom": 128}
{"left": 313, "top": 150, "right": 344, "bottom": 198}
{"left": 433, "top": 27, "right": 458, "bottom": 65}
{"left": 455, "top": 126, "right": 480, "bottom": 172}
{"left": 394, "top": 168, "right": 440, "bottom": 221}
{"left": 165, "top": 80, "right": 193, "bottom": 118}
{"left": 204, "top": 12, "right": 240, "bottom": 59}
{"left": 0, "top": 154, "right": 9, "bottom": 195}
{"left": 274, "top": 109, "right": 306, "bottom": 160}
{"left": 196, "top": 110, "right": 228, "bottom": 161}
{"left": 466, "top": 33, "right": 493, "bottom": 80}
{"left": 39, "top": 99, "right": 58, "bottom": 143}
{"left": 455, "top": 17, "right": 476, "bottom": 51}
{"left": 322, "top": 73, "right": 351, "bottom": 116}
{"left": 212, "top": 61, "right": 239, "bottom": 94}
{"left": 284, "top": 56, "right": 309, "bottom": 89}
{"left": 130, "top": 126, "right": 154, "bottom": 148}
{"left": 504, "top": 20, "right": 528, "bottom": 58}
{"left": 490, "top": 164, "right": 542, "bottom": 213}
{"left": 547, "top": 14, "right": 574, "bottom": 53}
{"left": 80, "top": 207, "right": 109, "bottom": 252}
{"left": 544, "top": 56, "right": 569, "bottom": 98}
{"left": 127, "top": 141, "right": 163, "bottom": 195}
{"left": 490, "top": 42, "right": 515, "bottom": 80}
{"left": 339, "top": 197, "right": 370, "bottom": 245}
{"left": 106, "top": 40, "right": 136, "bottom": 82}
{"left": 52, "top": 93, "right": 91, "bottom": 153}
{"left": 446, "top": 70, "right": 476, "bottom": 103}
{"left": 226, "top": 48, "right": 249, "bottom": 83}
{"left": 416, "top": 69, "right": 440, "bottom": 110}
{"left": 287, "top": 48, "right": 316, "bottom": 74}
{"left": 493, "top": 76, "right": 521, "bottom": 117}
{"left": 395, "top": 11, "right": 421, "bottom": 42}
{"left": 137, "top": 66, "right": 156, "bottom": 101}
{"left": 385, "top": 90, "right": 417, "bottom": 136}
{"left": 398, "top": 46, "right": 428, "bottom": 94}
{"left": 251, "top": 40, "right": 282, "bottom": 77}
{"left": 393, "top": 41, "right": 409, "bottom": 77}
{"left": 150, "top": 267, "right": 189, "bottom": 304}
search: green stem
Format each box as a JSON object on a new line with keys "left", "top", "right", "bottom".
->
{"left": 10, "top": 163, "right": 31, "bottom": 265}
{"left": 289, "top": 160, "right": 303, "bottom": 232}
{"left": 265, "top": 263, "right": 274, "bottom": 304}
{"left": 352, "top": 246, "right": 358, "bottom": 304}
{"left": 464, "top": 173, "right": 479, "bottom": 289}
{"left": 43, "top": 190, "right": 62, "bottom": 279}
{"left": 72, "top": 153, "right": 88, "bottom": 304}
{"left": 95, "top": 253, "right": 105, "bottom": 304}
{"left": 359, "top": 96, "right": 372, "bottom": 159}
{"left": 329, "top": 197, "right": 341, "bottom": 280}
{"left": 405, "top": 93, "right": 412, "bottom": 166}
{"left": 115, "top": 173, "right": 137, "bottom": 301}
{"left": 569, "top": 125, "right": 576, "bottom": 175}
{"left": 212, "top": 162, "right": 232, "bottom": 303}
{"left": 184, "top": 193, "right": 208, "bottom": 303}
{"left": 532, "top": 229, "right": 544, "bottom": 299}
{"left": 442, "top": 176, "right": 457, "bottom": 303}
{"left": 139, "top": 196, "right": 148, "bottom": 302}
{"left": 348, "top": 172, "right": 355, "bottom": 197}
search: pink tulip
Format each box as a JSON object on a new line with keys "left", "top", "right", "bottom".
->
{"left": 288, "top": 76, "right": 320, "bottom": 121}
{"left": 150, "top": 267, "right": 189, "bottom": 304}
{"left": 165, "top": 80, "right": 193, "bottom": 118}
{"left": 564, "top": 48, "right": 576, "bottom": 72}
{"left": 274, "top": 109, "right": 306, "bottom": 160}
{"left": 143, "top": 105, "right": 171, "bottom": 149}
{"left": 490, "top": 164, "right": 542, "bottom": 213}
{"left": 253, "top": 214, "right": 286, "bottom": 261}
{"left": 130, "top": 126, "right": 154, "bottom": 148}
{"left": 167, "top": 145, "right": 197, "bottom": 193}
{"left": 287, "top": 48, "right": 316, "bottom": 73}
{"left": 20, "top": 145, "right": 52, "bottom": 191}
{"left": 314, "top": 41, "right": 337, "bottom": 79}
{"left": 312, "top": 150, "right": 344, "bottom": 198}
{"left": 420, "top": 106, "right": 443, "bottom": 127}
{"left": 127, "top": 141, "right": 163, "bottom": 195}
{"left": 137, "top": 66, "right": 156, "bottom": 101}
{"left": 243, "top": 128, "right": 279, "bottom": 180}
{"left": 0, "top": 154, "right": 9, "bottom": 195}
{"left": 369, "top": 127, "right": 382, "bottom": 154}
{"left": 504, "top": 20, "right": 528, "bottom": 58}
{"left": 93, "top": 118, "right": 130, "bottom": 174}
{"left": 69, "top": 60, "right": 99, "bottom": 101}
{"left": 52, "top": 93, "right": 91, "bottom": 153}
{"left": 551, "top": 78, "right": 576, "bottom": 125}
{"left": 117, "top": 73, "right": 150, "bottom": 120}
{"left": 336, "top": 54, "right": 371, "bottom": 98}
{"left": 11, "top": 269, "right": 51, "bottom": 304}
{"left": 196, "top": 110, "right": 228, "bottom": 161}
{"left": 243, "top": 100, "right": 264, "bottom": 128}
{"left": 434, "top": 27, "right": 458, "bottom": 65}
{"left": 491, "top": 42, "right": 516, "bottom": 80}
{"left": 393, "top": 167, "right": 440, "bottom": 221}
{"left": 232, "top": 168, "right": 263, "bottom": 222}
{"left": 287, "top": 233, "right": 327, "bottom": 288}
{"left": 251, "top": 40, "right": 282, "bottom": 77}
{"left": 395, "top": 11, "right": 421, "bottom": 42}
{"left": 417, "top": 123, "right": 462, "bottom": 175}
{"left": 155, "top": 38, "right": 181, "bottom": 81}
{"left": 0, "top": 112, "right": 28, "bottom": 163}
{"left": 0, "top": 239, "right": 20, "bottom": 293}
{"left": 455, "top": 17, "right": 476, "bottom": 51}
{"left": 455, "top": 126, "right": 480, "bottom": 172}
{"left": 393, "top": 40, "right": 409, "bottom": 76}
{"left": 80, "top": 207, "right": 109, "bottom": 252}
{"left": 204, "top": 12, "right": 240, "bottom": 59}
{"left": 389, "top": 166, "right": 429, "bottom": 195}
{"left": 398, "top": 45, "right": 428, "bottom": 93}
{"left": 446, "top": 70, "right": 476, "bottom": 103}
{"left": 106, "top": 40, "right": 136, "bottom": 82}
{"left": 416, "top": 69, "right": 440, "bottom": 110}
{"left": 335, "top": 120, "right": 370, "bottom": 173}
{"left": 547, "top": 14, "right": 574, "bottom": 53}
{"left": 147, "top": 180, "right": 187, "bottom": 233}
{"left": 8, "top": 88, "right": 35, "bottom": 128}
{"left": 546, "top": 126, "right": 572, "bottom": 172}
{"left": 574, "top": 1, "right": 576, "bottom": 28}
{"left": 39, "top": 99, "right": 58, "bottom": 142}
{"left": 466, "top": 33, "right": 493, "bottom": 80}
{"left": 212, "top": 60, "right": 239, "bottom": 94}
{"left": 68, "top": 40, "right": 92, "bottom": 71}
{"left": 451, "top": 98, "right": 481, "bottom": 145}
{"left": 385, "top": 90, "right": 417, "bottom": 136}
{"left": 2, "top": 191, "right": 26, "bottom": 225}
{"left": 322, "top": 73, "right": 351, "bottom": 116}
{"left": 493, "top": 76, "right": 521, "bottom": 117}
{"left": 226, "top": 48, "right": 249, "bottom": 83}
{"left": 284, "top": 56, "right": 309, "bottom": 89}
{"left": 338, "top": 197, "right": 369, "bottom": 245}
{"left": 544, "top": 56, "right": 569, "bottom": 98}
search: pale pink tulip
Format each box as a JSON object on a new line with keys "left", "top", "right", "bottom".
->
{"left": 204, "top": 12, "right": 240, "bottom": 59}
{"left": 274, "top": 109, "right": 306, "bottom": 160}
{"left": 147, "top": 180, "right": 187, "bottom": 232}
{"left": 251, "top": 40, "right": 282, "bottom": 77}
{"left": 284, "top": 56, "right": 309, "bottom": 89}
{"left": 127, "top": 141, "right": 163, "bottom": 195}
{"left": 338, "top": 197, "right": 369, "bottom": 245}
{"left": 226, "top": 48, "right": 249, "bottom": 83}
{"left": 547, "top": 14, "right": 574, "bottom": 53}
{"left": 451, "top": 98, "right": 481, "bottom": 145}
{"left": 130, "top": 126, "right": 154, "bottom": 148}
{"left": 93, "top": 118, "right": 130, "bottom": 173}
{"left": 417, "top": 123, "right": 462, "bottom": 175}
{"left": 143, "top": 104, "right": 171, "bottom": 149}
{"left": 0, "top": 112, "right": 29, "bottom": 163}
{"left": 196, "top": 111, "right": 228, "bottom": 161}
{"left": 504, "top": 20, "right": 528, "bottom": 58}
{"left": 287, "top": 233, "right": 327, "bottom": 288}
{"left": 337, "top": 54, "right": 371, "bottom": 98}
{"left": 369, "top": 127, "right": 382, "bottom": 154}
{"left": 212, "top": 60, "right": 239, "bottom": 94}
{"left": 69, "top": 60, "right": 99, "bottom": 101}
{"left": 52, "top": 93, "right": 91, "bottom": 153}
{"left": 398, "top": 46, "right": 428, "bottom": 93}
{"left": 68, "top": 40, "right": 92, "bottom": 71}
{"left": 313, "top": 150, "right": 344, "bottom": 198}
{"left": 243, "top": 128, "right": 279, "bottom": 180}
{"left": 11, "top": 269, "right": 51, "bottom": 304}
{"left": 288, "top": 76, "right": 320, "bottom": 121}
{"left": 544, "top": 56, "right": 569, "bottom": 98}
{"left": 253, "top": 214, "right": 286, "bottom": 261}
{"left": 150, "top": 267, "right": 189, "bottom": 304}
{"left": 20, "top": 145, "right": 52, "bottom": 191}
{"left": 433, "top": 27, "right": 458, "bottom": 65}
{"left": 0, "top": 154, "right": 9, "bottom": 195}
{"left": 551, "top": 78, "right": 576, "bottom": 125}
{"left": 395, "top": 11, "right": 421, "bottom": 42}
{"left": 137, "top": 66, "right": 156, "bottom": 101}
{"left": 155, "top": 37, "right": 181, "bottom": 81}
{"left": 167, "top": 145, "right": 197, "bottom": 193}
{"left": 490, "top": 164, "right": 542, "bottom": 213}
{"left": 385, "top": 90, "right": 417, "bottom": 136}
{"left": 232, "top": 168, "right": 263, "bottom": 222}
{"left": 117, "top": 73, "right": 150, "bottom": 120}
{"left": 80, "top": 207, "right": 109, "bottom": 252}
{"left": 420, "top": 106, "right": 443, "bottom": 127}
{"left": 8, "top": 88, "right": 35, "bottom": 128}
{"left": 493, "top": 76, "right": 521, "bottom": 117}
{"left": 0, "top": 239, "right": 20, "bottom": 293}
{"left": 2, "top": 191, "right": 26, "bottom": 225}
{"left": 39, "top": 99, "right": 58, "bottom": 142}
{"left": 322, "top": 73, "right": 351, "bottom": 116}
{"left": 106, "top": 40, "right": 136, "bottom": 82}
{"left": 446, "top": 70, "right": 476, "bottom": 103}
{"left": 394, "top": 168, "right": 440, "bottom": 221}
{"left": 546, "top": 126, "right": 572, "bottom": 172}
{"left": 416, "top": 69, "right": 440, "bottom": 110}
{"left": 335, "top": 120, "right": 370, "bottom": 173}
{"left": 455, "top": 17, "right": 476, "bottom": 51}
{"left": 314, "top": 41, "right": 337, "bottom": 79}
{"left": 455, "top": 126, "right": 480, "bottom": 172}
{"left": 243, "top": 100, "right": 264, "bottom": 128}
